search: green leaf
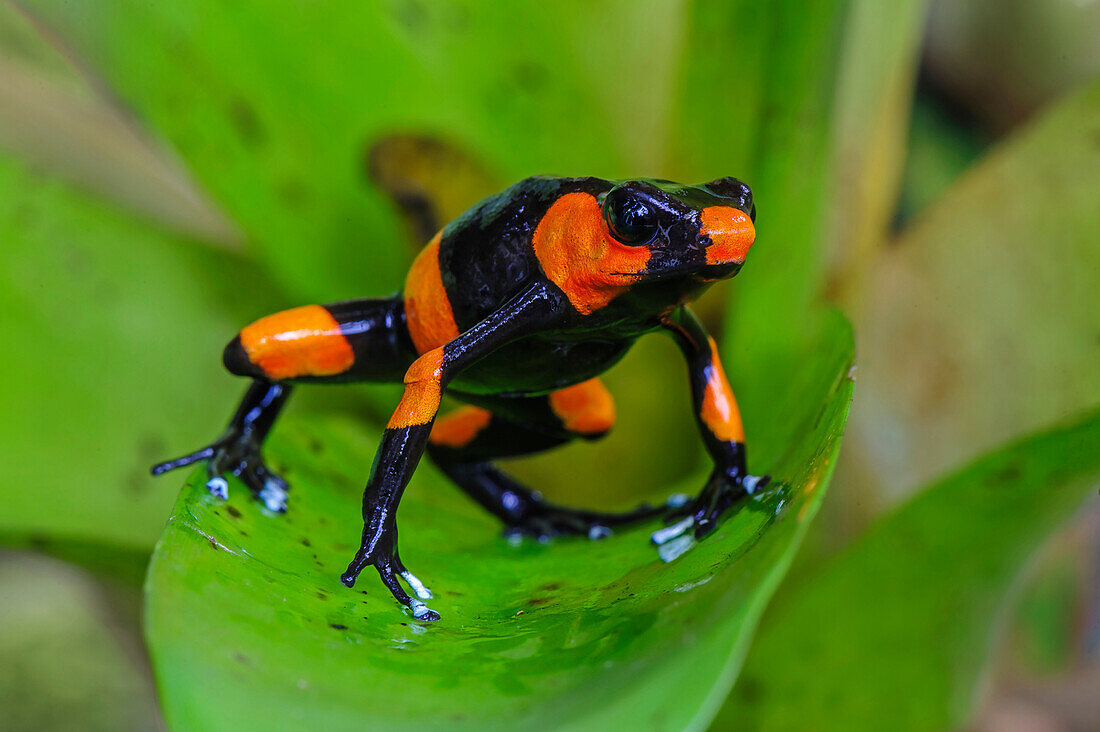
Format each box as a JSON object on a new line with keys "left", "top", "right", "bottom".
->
{"left": 144, "top": 314, "right": 853, "bottom": 730}
{"left": 711, "top": 406, "right": 1100, "bottom": 731}
{"left": 0, "top": 4, "right": 240, "bottom": 246}
{"left": 668, "top": 0, "right": 853, "bottom": 438}
{"left": 846, "top": 80, "right": 1100, "bottom": 500}
{"left": 17, "top": 0, "right": 689, "bottom": 302}
{"left": 0, "top": 153, "right": 282, "bottom": 549}
{"left": 824, "top": 0, "right": 928, "bottom": 302}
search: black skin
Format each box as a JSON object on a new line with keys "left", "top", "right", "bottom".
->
{"left": 154, "top": 175, "right": 768, "bottom": 621}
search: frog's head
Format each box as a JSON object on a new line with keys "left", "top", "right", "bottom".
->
{"left": 601, "top": 177, "right": 756, "bottom": 284}
{"left": 529, "top": 175, "right": 755, "bottom": 316}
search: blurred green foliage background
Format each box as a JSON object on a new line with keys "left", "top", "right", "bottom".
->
{"left": 0, "top": 0, "right": 1097, "bottom": 729}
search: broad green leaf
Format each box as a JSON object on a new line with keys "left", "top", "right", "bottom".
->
{"left": 824, "top": 0, "right": 928, "bottom": 304}
{"left": 144, "top": 314, "right": 853, "bottom": 731}
{"left": 0, "top": 153, "right": 281, "bottom": 549}
{"left": 0, "top": 5, "right": 239, "bottom": 246}
{"left": 712, "top": 406, "right": 1100, "bottom": 731}
{"left": 18, "top": 0, "right": 687, "bottom": 302}
{"left": 13, "top": 0, "right": 869, "bottom": 510}
{"left": 668, "top": 0, "right": 851, "bottom": 443}
{"left": 845, "top": 80, "right": 1100, "bottom": 502}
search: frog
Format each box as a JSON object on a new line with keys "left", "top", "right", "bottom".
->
{"left": 153, "top": 175, "right": 769, "bottom": 622}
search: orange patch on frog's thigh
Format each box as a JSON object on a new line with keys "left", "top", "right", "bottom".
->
{"left": 404, "top": 233, "right": 460, "bottom": 354}
{"left": 549, "top": 378, "right": 616, "bottom": 435}
{"left": 429, "top": 406, "right": 493, "bottom": 448}
{"left": 239, "top": 305, "right": 355, "bottom": 381}
{"left": 701, "top": 206, "right": 755, "bottom": 266}
{"left": 532, "top": 192, "right": 650, "bottom": 315}
{"left": 700, "top": 337, "right": 745, "bottom": 443}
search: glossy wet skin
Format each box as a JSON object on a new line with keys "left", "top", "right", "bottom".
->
{"left": 597, "top": 176, "right": 756, "bottom": 317}
{"left": 154, "top": 174, "right": 767, "bottom": 623}
{"left": 444, "top": 175, "right": 757, "bottom": 395}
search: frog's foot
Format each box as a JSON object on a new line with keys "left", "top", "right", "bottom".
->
{"left": 340, "top": 530, "right": 440, "bottom": 622}
{"left": 152, "top": 431, "right": 290, "bottom": 512}
{"left": 651, "top": 471, "right": 770, "bottom": 550}
{"left": 504, "top": 499, "right": 664, "bottom": 544}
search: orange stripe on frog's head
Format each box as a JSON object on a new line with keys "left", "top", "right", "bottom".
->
{"left": 700, "top": 206, "right": 755, "bottom": 266}
{"left": 532, "top": 192, "right": 651, "bottom": 316}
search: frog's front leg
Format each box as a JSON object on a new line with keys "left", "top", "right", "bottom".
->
{"left": 340, "top": 282, "right": 564, "bottom": 620}
{"left": 653, "top": 308, "right": 770, "bottom": 548}
{"left": 152, "top": 380, "right": 293, "bottom": 511}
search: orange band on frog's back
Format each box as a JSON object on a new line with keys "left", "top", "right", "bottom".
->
{"left": 404, "top": 233, "right": 460, "bottom": 354}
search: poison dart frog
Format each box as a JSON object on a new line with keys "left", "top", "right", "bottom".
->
{"left": 154, "top": 176, "right": 769, "bottom": 621}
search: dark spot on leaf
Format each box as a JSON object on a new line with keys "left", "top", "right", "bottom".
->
{"left": 529, "top": 597, "right": 548, "bottom": 606}
{"left": 540, "top": 582, "right": 561, "bottom": 591}
{"left": 227, "top": 506, "right": 242, "bottom": 519}
{"left": 737, "top": 675, "right": 762, "bottom": 702}
{"left": 208, "top": 538, "right": 218, "bottom": 550}
{"left": 228, "top": 97, "right": 264, "bottom": 147}
{"left": 233, "top": 652, "right": 251, "bottom": 665}
{"left": 300, "top": 538, "right": 312, "bottom": 547}
{"left": 993, "top": 462, "right": 1024, "bottom": 485}
{"left": 513, "top": 61, "right": 548, "bottom": 94}
{"left": 330, "top": 624, "right": 347, "bottom": 630}
{"left": 239, "top": 530, "right": 249, "bottom": 538}
{"left": 279, "top": 179, "right": 310, "bottom": 208}
{"left": 316, "top": 592, "right": 328, "bottom": 601}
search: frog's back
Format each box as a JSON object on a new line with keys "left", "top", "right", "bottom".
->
{"left": 437, "top": 176, "right": 610, "bottom": 329}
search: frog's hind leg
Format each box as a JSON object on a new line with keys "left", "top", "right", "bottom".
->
{"left": 152, "top": 379, "right": 294, "bottom": 510}
{"left": 428, "top": 379, "right": 663, "bottom": 541}
{"left": 152, "top": 297, "right": 417, "bottom": 510}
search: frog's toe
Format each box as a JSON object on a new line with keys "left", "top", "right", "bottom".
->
{"left": 741, "top": 474, "right": 771, "bottom": 495}
{"left": 257, "top": 479, "right": 289, "bottom": 513}
{"left": 205, "top": 476, "right": 229, "bottom": 500}
{"left": 408, "top": 598, "right": 441, "bottom": 622}
{"left": 651, "top": 515, "right": 694, "bottom": 546}
{"left": 399, "top": 570, "right": 433, "bottom": 600}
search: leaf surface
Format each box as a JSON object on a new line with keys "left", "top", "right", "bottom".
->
{"left": 847, "top": 80, "right": 1100, "bottom": 501}
{"left": 713, "top": 406, "right": 1100, "bottom": 731}
{"left": 145, "top": 315, "right": 853, "bottom": 731}
{"left": 0, "top": 154, "right": 281, "bottom": 548}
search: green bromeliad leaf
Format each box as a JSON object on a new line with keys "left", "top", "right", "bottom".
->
{"left": 17, "top": 0, "right": 688, "bottom": 302}
{"left": 144, "top": 315, "right": 852, "bottom": 731}
{"left": 0, "top": 154, "right": 281, "bottom": 549}
{"left": 11, "top": 0, "right": 874, "bottom": 533}
{"left": 712, "top": 406, "right": 1100, "bottom": 731}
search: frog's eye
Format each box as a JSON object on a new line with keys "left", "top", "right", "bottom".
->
{"left": 604, "top": 187, "right": 659, "bottom": 246}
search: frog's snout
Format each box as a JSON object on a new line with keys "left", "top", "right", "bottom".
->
{"left": 700, "top": 204, "right": 755, "bottom": 267}
{"left": 705, "top": 177, "right": 754, "bottom": 221}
